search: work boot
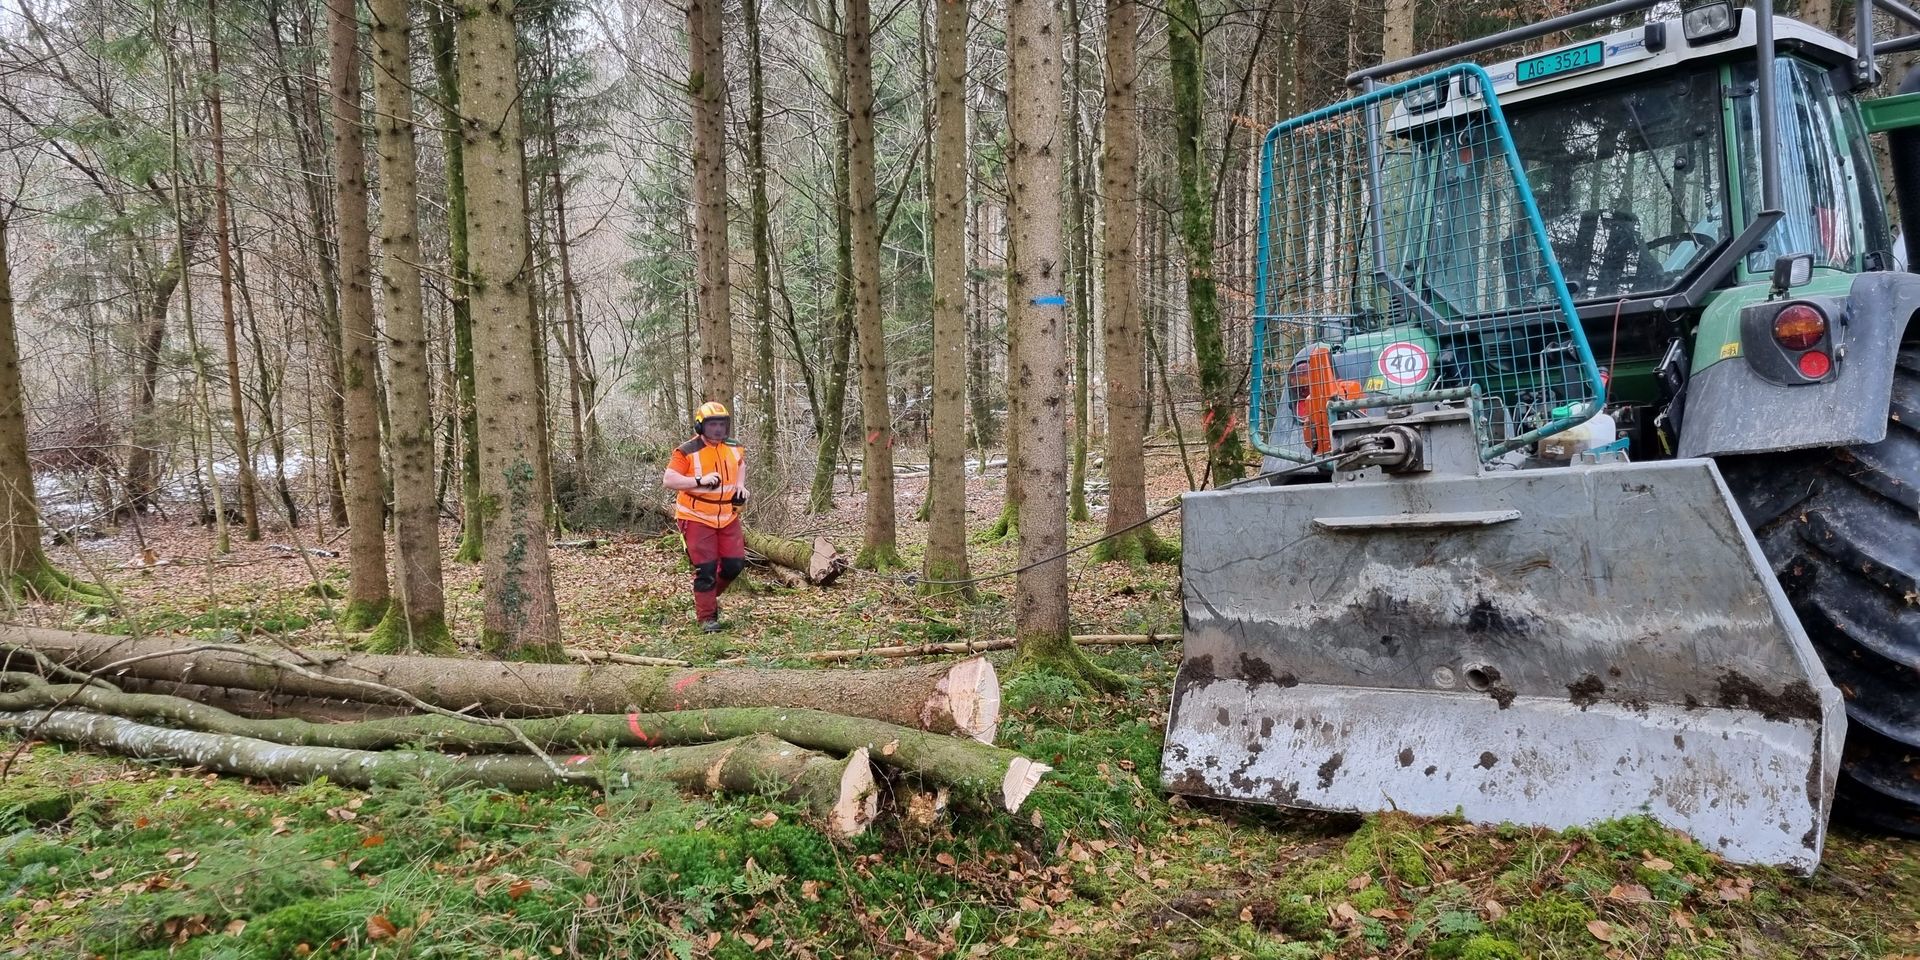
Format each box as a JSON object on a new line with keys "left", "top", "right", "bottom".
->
{"left": 701, "top": 619, "right": 726, "bottom": 634}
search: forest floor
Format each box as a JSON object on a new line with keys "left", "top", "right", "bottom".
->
{"left": 5, "top": 457, "right": 1920, "bottom": 959}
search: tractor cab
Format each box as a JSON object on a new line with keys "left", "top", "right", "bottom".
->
{"left": 1175, "top": 0, "right": 1920, "bottom": 872}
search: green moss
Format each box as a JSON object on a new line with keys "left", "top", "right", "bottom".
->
{"left": 363, "top": 606, "right": 455, "bottom": 655}
{"left": 1430, "top": 934, "right": 1524, "bottom": 960}
{"left": 302, "top": 582, "right": 344, "bottom": 600}
{"left": 1493, "top": 892, "right": 1595, "bottom": 937}
{"left": 336, "top": 597, "right": 389, "bottom": 632}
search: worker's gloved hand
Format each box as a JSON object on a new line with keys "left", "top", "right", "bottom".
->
{"left": 698, "top": 472, "right": 722, "bottom": 490}
{"left": 731, "top": 488, "right": 750, "bottom": 506}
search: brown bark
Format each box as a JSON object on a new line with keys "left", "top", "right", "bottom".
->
{"left": 846, "top": 0, "right": 898, "bottom": 568}
{"left": 744, "top": 0, "right": 780, "bottom": 473}
{"left": 1093, "top": 0, "right": 1163, "bottom": 564}
{"left": 1, "top": 629, "right": 1001, "bottom": 740}
{"left": 266, "top": 1, "right": 350, "bottom": 528}
{"left": 457, "top": 0, "right": 564, "bottom": 658}
{"left": 370, "top": 0, "right": 449, "bottom": 653}
{"left": 689, "top": 0, "right": 734, "bottom": 409}
{"left": 0, "top": 214, "right": 69, "bottom": 595}
{"left": 922, "top": 0, "right": 973, "bottom": 597}
{"left": 205, "top": 0, "right": 260, "bottom": 542}
{"left": 1006, "top": 0, "right": 1074, "bottom": 654}
{"left": 330, "top": 0, "right": 391, "bottom": 627}
{"left": 0, "top": 709, "right": 876, "bottom": 836}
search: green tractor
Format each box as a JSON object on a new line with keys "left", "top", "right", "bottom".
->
{"left": 1164, "top": 0, "right": 1920, "bottom": 872}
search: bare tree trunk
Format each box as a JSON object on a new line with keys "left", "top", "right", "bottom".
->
{"left": 541, "top": 29, "right": 594, "bottom": 475}
{"left": 4, "top": 630, "right": 1001, "bottom": 741}
{"left": 845, "top": 0, "right": 899, "bottom": 568}
{"left": 458, "top": 0, "right": 563, "bottom": 659}
{"left": 370, "top": 0, "right": 450, "bottom": 653}
{"left": 807, "top": 0, "right": 856, "bottom": 515}
{"left": 1799, "top": 0, "right": 1832, "bottom": 30}
{"left": 0, "top": 710, "right": 877, "bottom": 837}
{"left": 205, "top": 0, "right": 260, "bottom": 542}
{"left": 1169, "top": 0, "right": 1245, "bottom": 487}
{"left": 0, "top": 215, "right": 100, "bottom": 602}
{"left": 429, "top": 3, "right": 483, "bottom": 565}
{"left": 1005, "top": 0, "right": 1113, "bottom": 688}
{"left": 267, "top": 0, "right": 350, "bottom": 528}
{"left": 1066, "top": 0, "right": 1092, "bottom": 523}
{"left": 744, "top": 0, "right": 781, "bottom": 476}
{"left": 1383, "top": 0, "right": 1413, "bottom": 63}
{"left": 1092, "top": 0, "right": 1168, "bottom": 564}
{"left": 0, "top": 678, "right": 1043, "bottom": 814}
{"left": 330, "top": 0, "right": 391, "bottom": 628}
{"left": 922, "top": 0, "right": 973, "bottom": 597}
{"left": 689, "top": 0, "right": 735, "bottom": 408}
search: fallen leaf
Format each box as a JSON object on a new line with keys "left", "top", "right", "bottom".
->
{"left": 935, "top": 852, "right": 956, "bottom": 867}
{"left": 507, "top": 878, "right": 534, "bottom": 900}
{"left": 366, "top": 915, "right": 398, "bottom": 941}
{"left": 1346, "top": 873, "right": 1371, "bottom": 891}
{"left": 750, "top": 811, "right": 779, "bottom": 828}
{"left": 1484, "top": 899, "right": 1507, "bottom": 921}
{"left": 882, "top": 739, "right": 898, "bottom": 756}
{"left": 1608, "top": 883, "right": 1653, "bottom": 903}
{"left": 224, "top": 919, "right": 247, "bottom": 937}
{"left": 801, "top": 880, "right": 822, "bottom": 902}
{"left": 1642, "top": 856, "right": 1674, "bottom": 872}
{"left": 361, "top": 835, "right": 385, "bottom": 848}
{"left": 1588, "top": 919, "right": 1616, "bottom": 942}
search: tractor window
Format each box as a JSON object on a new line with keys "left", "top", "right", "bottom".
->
{"left": 1734, "top": 59, "right": 1866, "bottom": 273}
{"left": 1496, "top": 67, "right": 1729, "bottom": 301}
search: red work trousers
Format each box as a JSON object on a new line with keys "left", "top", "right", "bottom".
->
{"left": 678, "top": 518, "right": 746, "bottom": 622}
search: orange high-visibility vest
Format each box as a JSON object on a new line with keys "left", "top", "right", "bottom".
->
{"left": 671, "top": 437, "right": 744, "bottom": 528}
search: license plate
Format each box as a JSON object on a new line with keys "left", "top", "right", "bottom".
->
{"left": 1515, "top": 40, "right": 1604, "bottom": 85}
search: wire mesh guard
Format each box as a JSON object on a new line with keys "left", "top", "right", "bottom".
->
{"left": 1251, "top": 65, "right": 1604, "bottom": 464}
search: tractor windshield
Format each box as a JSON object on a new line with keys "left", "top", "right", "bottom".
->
{"left": 1500, "top": 66, "right": 1729, "bottom": 300}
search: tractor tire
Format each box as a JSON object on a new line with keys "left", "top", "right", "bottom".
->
{"left": 1718, "top": 346, "right": 1920, "bottom": 836}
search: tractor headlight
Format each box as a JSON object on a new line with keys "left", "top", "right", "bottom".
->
{"left": 1681, "top": 2, "right": 1738, "bottom": 44}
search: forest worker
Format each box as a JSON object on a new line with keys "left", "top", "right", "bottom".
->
{"left": 662, "top": 401, "right": 750, "bottom": 632}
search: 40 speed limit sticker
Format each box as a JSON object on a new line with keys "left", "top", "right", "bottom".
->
{"left": 1377, "top": 341, "right": 1430, "bottom": 387}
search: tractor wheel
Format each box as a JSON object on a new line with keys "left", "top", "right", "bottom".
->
{"left": 1719, "top": 346, "right": 1920, "bottom": 836}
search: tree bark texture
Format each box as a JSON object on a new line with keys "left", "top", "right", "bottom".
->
{"left": 371, "top": 0, "right": 449, "bottom": 653}
{"left": 0, "top": 709, "right": 876, "bottom": 836}
{"left": 0, "top": 677, "right": 1042, "bottom": 813}
{"left": 205, "top": 0, "right": 261, "bottom": 542}
{"left": 429, "top": 4, "right": 484, "bottom": 565}
{"left": 1, "top": 630, "right": 1001, "bottom": 741}
{"left": 0, "top": 217, "right": 96, "bottom": 603}
{"left": 922, "top": 0, "right": 973, "bottom": 596}
{"left": 1066, "top": 0, "right": 1092, "bottom": 524}
{"left": 688, "top": 0, "right": 735, "bottom": 409}
{"left": 330, "top": 0, "right": 391, "bottom": 627}
{"left": 1093, "top": 0, "right": 1164, "bottom": 564}
{"left": 846, "top": 0, "right": 899, "bottom": 568}
{"left": 456, "top": 0, "right": 564, "bottom": 658}
{"left": 744, "top": 0, "right": 781, "bottom": 474}
{"left": 1382, "top": 0, "right": 1413, "bottom": 63}
{"left": 807, "top": 6, "right": 856, "bottom": 515}
{"left": 1169, "top": 0, "right": 1246, "bottom": 486}
{"left": 1006, "top": 0, "right": 1073, "bottom": 650}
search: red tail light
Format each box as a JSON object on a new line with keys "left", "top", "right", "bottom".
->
{"left": 1797, "top": 350, "right": 1832, "bottom": 379}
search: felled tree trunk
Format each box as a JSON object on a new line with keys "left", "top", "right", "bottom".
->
{"left": 0, "top": 676, "right": 1045, "bottom": 812}
{"left": 743, "top": 529, "right": 848, "bottom": 586}
{"left": 0, "top": 629, "right": 998, "bottom": 740}
{"left": 0, "top": 709, "right": 875, "bottom": 836}
{"left": 650, "top": 503, "right": 847, "bottom": 586}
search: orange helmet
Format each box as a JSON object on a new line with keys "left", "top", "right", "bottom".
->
{"left": 695, "top": 401, "right": 730, "bottom": 423}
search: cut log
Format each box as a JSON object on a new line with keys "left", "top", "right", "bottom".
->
{"left": 744, "top": 529, "right": 848, "bottom": 586}
{"left": 711, "top": 632, "right": 1176, "bottom": 666}
{"left": 0, "top": 628, "right": 999, "bottom": 741}
{"left": 0, "top": 709, "right": 876, "bottom": 835}
{"left": 650, "top": 503, "right": 848, "bottom": 586}
{"left": 571, "top": 634, "right": 1176, "bottom": 670}
{"left": 0, "top": 674, "right": 1045, "bottom": 812}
